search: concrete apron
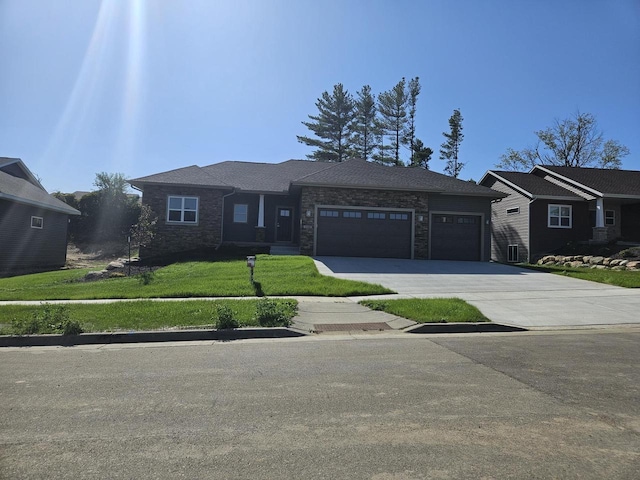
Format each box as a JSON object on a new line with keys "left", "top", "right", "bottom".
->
{"left": 314, "top": 257, "right": 640, "bottom": 329}
{"left": 292, "top": 301, "right": 415, "bottom": 334}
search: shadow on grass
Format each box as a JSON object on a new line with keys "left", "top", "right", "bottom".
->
{"left": 252, "top": 281, "right": 264, "bottom": 297}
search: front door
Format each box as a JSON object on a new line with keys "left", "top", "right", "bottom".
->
{"left": 276, "top": 207, "right": 293, "bottom": 242}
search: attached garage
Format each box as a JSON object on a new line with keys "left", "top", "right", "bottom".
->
{"left": 430, "top": 213, "right": 482, "bottom": 261}
{"left": 316, "top": 207, "right": 413, "bottom": 258}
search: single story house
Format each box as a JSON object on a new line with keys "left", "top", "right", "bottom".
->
{"left": 480, "top": 165, "right": 640, "bottom": 263}
{"left": 0, "top": 157, "right": 81, "bottom": 274}
{"left": 129, "top": 158, "right": 504, "bottom": 261}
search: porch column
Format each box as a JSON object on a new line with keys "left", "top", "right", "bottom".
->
{"left": 595, "top": 198, "right": 605, "bottom": 228}
{"left": 257, "top": 194, "right": 265, "bottom": 228}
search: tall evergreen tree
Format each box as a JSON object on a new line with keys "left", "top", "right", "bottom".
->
{"left": 410, "top": 138, "right": 433, "bottom": 169}
{"left": 352, "top": 85, "right": 378, "bottom": 160}
{"left": 440, "top": 109, "right": 464, "bottom": 177}
{"left": 376, "top": 78, "right": 408, "bottom": 165}
{"left": 404, "top": 77, "right": 421, "bottom": 163}
{"left": 297, "top": 83, "right": 356, "bottom": 162}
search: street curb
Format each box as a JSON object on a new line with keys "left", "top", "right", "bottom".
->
{"left": 0, "top": 327, "right": 306, "bottom": 347}
{"left": 406, "top": 322, "right": 527, "bottom": 334}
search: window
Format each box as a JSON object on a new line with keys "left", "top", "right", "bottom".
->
{"left": 457, "top": 216, "right": 477, "bottom": 224}
{"left": 367, "top": 212, "right": 386, "bottom": 220}
{"left": 279, "top": 209, "right": 291, "bottom": 217}
{"left": 389, "top": 213, "right": 408, "bottom": 220}
{"left": 434, "top": 215, "right": 453, "bottom": 223}
{"left": 319, "top": 210, "right": 339, "bottom": 217}
{"left": 167, "top": 196, "right": 198, "bottom": 223}
{"left": 31, "top": 216, "right": 43, "bottom": 229}
{"left": 342, "top": 211, "right": 362, "bottom": 218}
{"left": 548, "top": 204, "right": 572, "bottom": 228}
{"left": 605, "top": 210, "right": 615, "bottom": 226}
{"left": 506, "top": 207, "right": 520, "bottom": 215}
{"left": 507, "top": 244, "right": 519, "bottom": 263}
{"left": 233, "top": 204, "right": 248, "bottom": 223}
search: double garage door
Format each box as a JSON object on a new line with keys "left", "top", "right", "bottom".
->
{"left": 316, "top": 208, "right": 412, "bottom": 258}
{"left": 315, "top": 207, "right": 481, "bottom": 261}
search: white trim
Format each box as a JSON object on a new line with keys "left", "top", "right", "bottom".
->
{"left": 31, "top": 216, "right": 43, "bottom": 229}
{"left": 166, "top": 195, "right": 199, "bottom": 224}
{"left": 605, "top": 209, "right": 615, "bottom": 226}
{"left": 533, "top": 166, "right": 604, "bottom": 197}
{"left": 257, "top": 194, "right": 265, "bottom": 227}
{"left": 233, "top": 203, "right": 249, "bottom": 223}
{"left": 548, "top": 204, "right": 572, "bottom": 229}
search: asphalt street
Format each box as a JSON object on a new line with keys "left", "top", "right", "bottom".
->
{"left": 1, "top": 330, "right": 639, "bottom": 479}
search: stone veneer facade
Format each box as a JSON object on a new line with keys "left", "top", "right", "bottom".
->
{"left": 140, "top": 185, "right": 225, "bottom": 258}
{"left": 299, "top": 186, "right": 430, "bottom": 259}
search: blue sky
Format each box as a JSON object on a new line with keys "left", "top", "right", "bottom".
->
{"left": 1, "top": 0, "right": 639, "bottom": 193}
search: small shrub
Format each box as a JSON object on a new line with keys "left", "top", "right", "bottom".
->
{"left": 10, "top": 304, "right": 83, "bottom": 335}
{"left": 214, "top": 304, "right": 239, "bottom": 329}
{"left": 138, "top": 270, "right": 155, "bottom": 285}
{"left": 254, "top": 298, "right": 296, "bottom": 327}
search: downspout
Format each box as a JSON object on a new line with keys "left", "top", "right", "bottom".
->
{"left": 528, "top": 198, "right": 534, "bottom": 263}
{"left": 218, "top": 189, "right": 236, "bottom": 249}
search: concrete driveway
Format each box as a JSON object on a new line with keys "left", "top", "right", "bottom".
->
{"left": 314, "top": 257, "right": 640, "bottom": 328}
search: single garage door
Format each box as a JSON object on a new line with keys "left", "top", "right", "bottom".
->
{"left": 316, "top": 208, "right": 412, "bottom": 258}
{"left": 430, "top": 214, "right": 481, "bottom": 261}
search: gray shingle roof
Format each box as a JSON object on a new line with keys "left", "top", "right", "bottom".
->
{"left": 537, "top": 165, "right": 640, "bottom": 197}
{"left": 129, "top": 165, "right": 231, "bottom": 188}
{"left": 200, "top": 160, "right": 334, "bottom": 193}
{"left": 131, "top": 158, "right": 502, "bottom": 197}
{"left": 294, "top": 158, "right": 502, "bottom": 196}
{"left": 486, "top": 171, "right": 582, "bottom": 199}
{"left": 0, "top": 170, "right": 81, "bottom": 215}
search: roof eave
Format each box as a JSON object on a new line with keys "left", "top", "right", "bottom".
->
{"left": 0, "top": 192, "right": 81, "bottom": 215}
{"left": 533, "top": 165, "right": 604, "bottom": 197}
{"left": 480, "top": 171, "right": 534, "bottom": 199}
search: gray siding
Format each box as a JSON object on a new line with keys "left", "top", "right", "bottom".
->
{"left": 428, "top": 194, "right": 493, "bottom": 262}
{"left": 0, "top": 200, "right": 69, "bottom": 273}
{"left": 483, "top": 179, "right": 530, "bottom": 262}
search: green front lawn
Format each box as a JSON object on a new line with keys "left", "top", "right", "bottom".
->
{"left": 0, "top": 255, "right": 393, "bottom": 301}
{"left": 0, "top": 299, "right": 290, "bottom": 334}
{"left": 521, "top": 264, "right": 640, "bottom": 288}
{"left": 359, "top": 298, "right": 489, "bottom": 323}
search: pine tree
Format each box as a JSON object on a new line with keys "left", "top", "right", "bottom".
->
{"left": 405, "top": 77, "right": 421, "bottom": 164}
{"left": 297, "top": 83, "right": 356, "bottom": 162}
{"left": 376, "top": 78, "right": 408, "bottom": 165}
{"left": 440, "top": 109, "right": 464, "bottom": 177}
{"left": 352, "top": 85, "right": 379, "bottom": 160}
{"left": 410, "top": 138, "right": 433, "bottom": 169}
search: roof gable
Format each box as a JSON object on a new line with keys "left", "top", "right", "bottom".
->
{"left": 0, "top": 160, "right": 80, "bottom": 215}
{"left": 533, "top": 165, "right": 640, "bottom": 198}
{"left": 480, "top": 170, "right": 582, "bottom": 200}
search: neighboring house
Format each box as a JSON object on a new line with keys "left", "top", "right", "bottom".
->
{"left": 0, "top": 158, "right": 81, "bottom": 274}
{"left": 480, "top": 165, "right": 640, "bottom": 263}
{"left": 129, "top": 158, "right": 504, "bottom": 261}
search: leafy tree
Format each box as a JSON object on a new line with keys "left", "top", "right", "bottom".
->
{"left": 405, "top": 77, "right": 421, "bottom": 163}
{"left": 496, "top": 112, "right": 629, "bottom": 171}
{"left": 440, "top": 109, "right": 464, "bottom": 177}
{"left": 410, "top": 138, "right": 433, "bottom": 169}
{"left": 352, "top": 85, "right": 379, "bottom": 160}
{"left": 376, "top": 78, "right": 408, "bottom": 165}
{"left": 130, "top": 204, "right": 157, "bottom": 249}
{"left": 297, "top": 83, "right": 356, "bottom": 162}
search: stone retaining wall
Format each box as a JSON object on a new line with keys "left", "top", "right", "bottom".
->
{"left": 537, "top": 255, "right": 640, "bottom": 271}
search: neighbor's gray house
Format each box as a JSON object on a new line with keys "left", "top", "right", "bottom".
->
{"left": 0, "top": 157, "right": 81, "bottom": 274}
{"left": 129, "top": 158, "right": 504, "bottom": 261}
{"left": 480, "top": 165, "right": 640, "bottom": 263}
